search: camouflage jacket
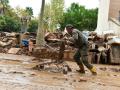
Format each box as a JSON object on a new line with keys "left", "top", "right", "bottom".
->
{"left": 69, "top": 29, "right": 88, "bottom": 49}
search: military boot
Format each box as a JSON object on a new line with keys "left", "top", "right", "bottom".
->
{"left": 90, "top": 66, "right": 97, "bottom": 75}
{"left": 76, "top": 65, "right": 85, "bottom": 74}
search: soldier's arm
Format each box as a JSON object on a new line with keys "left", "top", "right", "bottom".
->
{"left": 68, "top": 31, "right": 78, "bottom": 43}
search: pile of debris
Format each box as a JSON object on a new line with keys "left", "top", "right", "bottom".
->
{"left": 88, "top": 31, "right": 120, "bottom": 64}
{"left": 0, "top": 30, "right": 119, "bottom": 65}
{"left": 33, "top": 47, "right": 59, "bottom": 60}
{"left": 33, "top": 31, "right": 75, "bottom": 61}
{"left": 0, "top": 32, "right": 36, "bottom": 55}
{"left": 33, "top": 45, "right": 75, "bottom": 61}
{"left": 0, "top": 32, "right": 20, "bottom": 53}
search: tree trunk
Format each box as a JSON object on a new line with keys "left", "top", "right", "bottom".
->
{"left": 36, "top": 0, "right": 45, "bottom": 46}
{"left": 0, "top": 0, "right": 9, "bottom": 15}
{"left": 0, "top": 0, "right": 5, "bottom": 14}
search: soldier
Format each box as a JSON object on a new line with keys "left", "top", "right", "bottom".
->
{"left": 65, "top": 24, "right": 97, "bottom": 75}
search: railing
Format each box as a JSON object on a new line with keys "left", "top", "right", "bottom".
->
{"left": 109, "top": 17, "right": 120, "bottom": 27}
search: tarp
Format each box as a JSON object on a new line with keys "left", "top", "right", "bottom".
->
{"left": 108, "top": 37, "right": 120, "bottom": 45}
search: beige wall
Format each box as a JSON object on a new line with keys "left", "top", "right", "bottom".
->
{"left": 96, "top": 0, "right": 110, "bottom": 35}
{"left": 109, "top": 0, "right": 120, "bottom": 20}
{"left": 109, "top": 21, "right": 120, "bottom": 37}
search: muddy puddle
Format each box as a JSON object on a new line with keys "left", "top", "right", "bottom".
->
{"left": 0, "top": 54, "right": 119, "bottom": 90}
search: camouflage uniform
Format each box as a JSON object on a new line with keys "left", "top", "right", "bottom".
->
{"left": 68, "top": 29, "right": 94, "bottom": 72}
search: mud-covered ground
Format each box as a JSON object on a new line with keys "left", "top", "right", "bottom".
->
{"left": 0, "top": 54, "right": 119, "bottom": 90}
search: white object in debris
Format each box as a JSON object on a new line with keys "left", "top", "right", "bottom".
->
{"left": 98, "top": 46, "right": 105, "bottom": 51}
{"left": 0, "top": 40, "right": 13, "bottom": 47}
{"left": 108, "top": 37, "right": 120, "bottom": 44}
{"left": 8, "top": 48, "right": 21, "bottom": 54}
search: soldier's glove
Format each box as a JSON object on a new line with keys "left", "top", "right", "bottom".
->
{"left": 63, "top": 36, "right": 68, "bottom": 40}
{"left": 66, "top": 40, "right": 74, "bottom": 46}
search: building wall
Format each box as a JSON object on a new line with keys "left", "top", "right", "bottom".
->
{"left": 109, "top": 19, "right": 120, "bottom": 36}
{"left": 109, "top": 0, "right": 120, "bottom": 21}
{"left": 109, "top": 0, "right": 120, "bottom": 36}
{"left": 96, "top": 0, "right": 110, "bottom": 34}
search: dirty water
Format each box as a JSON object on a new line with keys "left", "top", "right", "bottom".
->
{"left": 0, "top": 54, "right": 119, "bottom": 90}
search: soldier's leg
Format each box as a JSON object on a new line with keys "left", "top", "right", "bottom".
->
{"left": 81, "top": 47, "right": 97, "bottom": 75}
{"left": 81, "top": 55, "right": 93, "bottom": 69}
{"left": 73, "top": 50, "right": 85, "bottom": 73}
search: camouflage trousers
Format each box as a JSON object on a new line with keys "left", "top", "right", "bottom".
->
{"left": 74, "top": 46, "right": 93, "bottom": 69}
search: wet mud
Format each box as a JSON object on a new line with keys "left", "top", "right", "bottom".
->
{"left": 0, "top": 54, "right": 120, "bottom": 90}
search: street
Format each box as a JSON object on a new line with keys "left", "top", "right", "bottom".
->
{"left": 0, "top": 54, "right": 119, "bottom": 90}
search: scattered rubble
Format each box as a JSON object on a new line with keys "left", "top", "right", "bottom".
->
{"left": 0, "top": 31, "right": 120, "bottom": 76}
{"left": 78, "top": 77, "right": 87, "bottom": 82}
{"left": 110, "top": 68, "right": 120, "bottom": 72}
{"left": 99, "top": 67, "right": 107, "bottom": 71}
